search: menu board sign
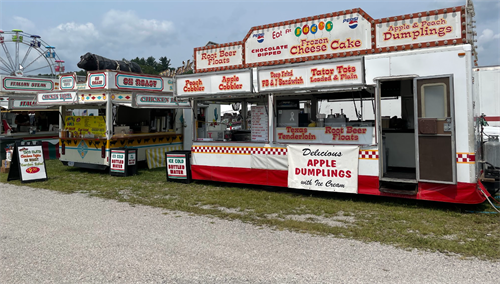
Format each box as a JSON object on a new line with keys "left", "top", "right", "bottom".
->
{"left": 9, "top": 96, "right": 51, "bottom": 110}
{"left": 287, "top": 144, "right": 359, "bottom": 193}
{"left": 276, "top": 126, "right": 374, "bottom": 145}
{"left": 60, "top": 74, "right": 77, "bottom": 90}
{"left": 37, "top": 92, "right": 78, "bottom": 105}
{"left": 258, "top": 59, "right": 363, "bottom": 92}
{"left": 133, "top": 93, "right": 191, "bottom": 108}
{"left": 7, "top": 141, "right": 48, "bottom": 183}
{"left": 195, "top": 44, "right": 243, "bottom": 71}
{"left": 251, "top": 105, "right": 269, "bottom": 142}
{"left": 65, "top": 116, "right": 106, "bottom": 138}
{"left": 1, "top": 76, "right": 55, "bottom": 92}
{"left": 176, "top": 70, "right": 252, "bottom": 97}
{"left": 245, "top": 13, "right": 371, "bottom": 65}
{"left": 375, "top": 12, "right": 462, "bottom": 48}
{"left": 115, "top": 73, "right": 164, "bottom": 91}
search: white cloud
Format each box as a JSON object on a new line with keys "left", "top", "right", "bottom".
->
{"left": 478, "top": 29, "right": 500, "bottom": 44}
{"left": 100, "top": 10, "right": 175, "bottom": 48}
{"left": 38, "top": 10, "right": 176, "bottom": 71}
{"left": 12, "top": 16, "right": 35, "bottom": 31}
{"left": 476, "top": 29, "right": 500, "bottom": 66}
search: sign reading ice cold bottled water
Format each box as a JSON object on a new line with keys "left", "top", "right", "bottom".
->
{"left": 166, "top": 153, "right": 187, "bottom": 179}
{"left": 110, "top": 150, "right": 126, "bottom": 172}
{"left": 287, "top": 144, "right": 359, "bottom": 193}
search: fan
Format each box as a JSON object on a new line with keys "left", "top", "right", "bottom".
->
{"left": 231, "top": 102, "right": 241, "bottom": 111}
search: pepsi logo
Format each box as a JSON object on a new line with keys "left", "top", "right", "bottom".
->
{"left": 348, "top": 20, "right": 358, "bottom": 29}
{"left": 257, "top": 35, "right": 264, "bottom": 43}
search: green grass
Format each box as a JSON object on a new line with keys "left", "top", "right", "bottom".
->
{"left": 2, "top": 160, "right": 499, "bottom": 260}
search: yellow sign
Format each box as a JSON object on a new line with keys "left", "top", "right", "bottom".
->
{"left": 65, "top": 116, "right": 106, "bottom": 137}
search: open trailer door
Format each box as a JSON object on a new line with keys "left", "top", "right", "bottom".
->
{"left": 414, "top": 76, "right": 456, "bottom": 184}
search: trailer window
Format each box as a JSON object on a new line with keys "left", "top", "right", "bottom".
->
{"left": 195, "top": 99, "right": 268, "bottom": 142}
{"left": 421, "top": 83, "right": 447, "bottom": 118}
{"left": 275, "top": 90, "right": 376, "bottom": 145}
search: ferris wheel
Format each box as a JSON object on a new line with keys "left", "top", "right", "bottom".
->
{"left": 0, "top": 29, "right": 65, "bottom": 78}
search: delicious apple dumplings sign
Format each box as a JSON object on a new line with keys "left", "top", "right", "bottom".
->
{"left": 287, "top": 145, "right": 359, "bottom": 193}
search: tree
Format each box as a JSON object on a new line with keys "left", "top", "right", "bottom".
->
{"left": 158, "top": 56, "right": 172, "bottom": 71}
{"left": 129, "top": 56, "right": 175, "bottom": 75}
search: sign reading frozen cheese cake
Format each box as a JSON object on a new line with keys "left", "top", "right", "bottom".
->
{"left": 245, "top": 12, "right": 372, "bottom": 65}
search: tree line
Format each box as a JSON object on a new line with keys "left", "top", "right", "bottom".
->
{"left": 75, "top": 56, "right": 175, "bottom": 76}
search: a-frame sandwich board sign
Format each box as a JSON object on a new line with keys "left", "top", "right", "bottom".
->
{"left": 7, "top": 140, "right": 48, "bottom": 183}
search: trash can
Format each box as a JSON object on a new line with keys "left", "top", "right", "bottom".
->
{"left": 109, "top": 148, "right": 137, "bottom": 177}
{"left": 0, "top": 137, "right": 19, "bottom": 160}
{"left": 166, "top": 150, "right": 192, "bottom": 183}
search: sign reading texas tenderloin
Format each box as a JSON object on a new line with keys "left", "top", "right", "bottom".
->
{"left": 176, "top": 70, "right": 252, "bottom": 97}
{"left": 375, "top": 12, "right": 462, "bottom": 48}
{"left": 245, "top": 12, "right": 372, "bottom": 65}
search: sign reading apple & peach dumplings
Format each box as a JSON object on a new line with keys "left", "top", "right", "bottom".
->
{"left": 375, "top": 12, "right": 462, "bottom": 48}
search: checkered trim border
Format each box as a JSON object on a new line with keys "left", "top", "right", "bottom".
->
{"left": 359, "top": 150, "right": 378, "bottom": 160}
{"left": 192, "top": 146, "right": 287, "bottom": 155}
{"left": 192, "top": 146, "right": 379, "bottom": 159}
{"left": 456, "top": 153, "right": 475, "bottom": 164}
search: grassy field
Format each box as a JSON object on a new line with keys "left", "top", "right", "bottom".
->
{"left": 2, "top": 160, "right": 499, "bottom": 260}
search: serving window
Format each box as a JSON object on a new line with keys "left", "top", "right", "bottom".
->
{"left": 193, "top": 96, "right": 269, "bottom": 143}
{"left": 274, "top": 89, "right": 376, "bottom": 145}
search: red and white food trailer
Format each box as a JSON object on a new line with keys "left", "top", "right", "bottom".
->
{"left": 175, "top": 2, "right": 498, "bottom": 203}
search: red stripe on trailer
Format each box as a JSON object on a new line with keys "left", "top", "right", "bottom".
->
{"left": 192, "top": 165, "right": 487, "bottom": 204}
{"left": 484, "top": 116, "right": 500, "bottom": 122}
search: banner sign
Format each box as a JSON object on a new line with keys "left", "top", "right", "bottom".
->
{"left": 1, "top": 76, "right": 55, "bottom": 92}
{"left": 176, "top": 70, "right": 252, "bottom": 97}
{"left": 8, "top": 141, "right": 48, "bottom": 183}
{"left": 60, "top": 74, "right": 77, "bottom": 90}
{"left": 259, "top": 59, "right": 363, "bottom": 92}
{"left": 195, "top": 44, "right": 243, "bottom": 72}
{"left": 375, "top": 12, "right": 462, "bottom": 48}
{"left": 245, "top": 12, "right": 372, "bottom": 65}
{"left": 115, "top": 73, "right": 164, "bottom": 91}
{"left": 276, "top": 126, "right": 374, "bottom": 145}
{"left": 287, "top": 144, "right": 359, "bottom": 193}
{"left": 133, "top": 93, "right": 191, "bottom": 108}
{"left": 37, "top": 92, "right": 78, "bottom": 105}
{"left": 9, "top": 97, "right": 51, "bottom": 110}
{"left": 88, "top": 72, "right": 107, "bottom": 89}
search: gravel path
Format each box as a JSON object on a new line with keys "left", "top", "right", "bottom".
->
{"left": 0, "top": 183, "right": 498, "bottom": 284}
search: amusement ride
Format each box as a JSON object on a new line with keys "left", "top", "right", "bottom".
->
{"left": 0, "top": 29, "right": 64, "bottom": 78}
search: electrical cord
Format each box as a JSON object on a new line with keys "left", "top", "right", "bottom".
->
{"left": 478, "top": 187, "right": 500, "bottom": 213}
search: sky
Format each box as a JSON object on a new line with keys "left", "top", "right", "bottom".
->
{"left": 0, "top": 0, "right": 498, "bottom": 74}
